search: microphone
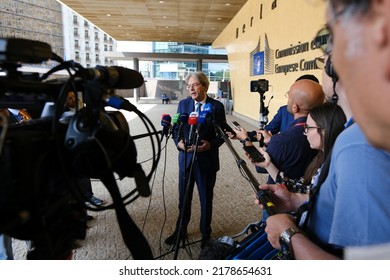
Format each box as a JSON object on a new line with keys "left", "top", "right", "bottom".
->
{"left": 203, "top": 103, "right": 221, "bottom": 135}
{"left": 202, "top": 103, "right": 216, "bottom": 123}
{"left": 78, "top": 66, "right": 145, "bottom": 89}
{"left": 203, "top": 103, "right": 214, "bottom": 118}
{"left": 161, "top": 114, "right": 171, "bottom": 139}
{"left": 198, "top": 110, "right": 208, "bottom": 126}
{"left": 177, "top": 113, "right": 188, "bottom": 142}
{"left": 171, "top": 113, "right": 181, "bottom": 129}
{"left": 187, "top": 111, "right": 199, "bottom": 146}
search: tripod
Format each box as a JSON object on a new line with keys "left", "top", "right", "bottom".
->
{"left": 258, "top": 89, "right": 270, "bottom": 147}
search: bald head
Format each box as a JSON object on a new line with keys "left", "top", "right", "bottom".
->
{"left": 287, "top": 79, "right": 325, "bottom": 117}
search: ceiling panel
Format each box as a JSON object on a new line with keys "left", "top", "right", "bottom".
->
{"left": 58, "top": 0, "right": 248, "bottom": 43}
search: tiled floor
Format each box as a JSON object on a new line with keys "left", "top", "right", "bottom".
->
{"left": 12, "top": 101, "right": 267, "bottom": 260}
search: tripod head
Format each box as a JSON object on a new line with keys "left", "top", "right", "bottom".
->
{"left": 250, "top": 79, "right": 270, "bottom": 127}
{"left": 250, "top": 79, "right": 271, "bottom": 146}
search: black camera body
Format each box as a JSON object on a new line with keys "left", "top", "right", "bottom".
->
{"left": 250, "top": 79, "right": 269, "bottom": 93}
{"left": 0, "top": 38, "right": 152, "bottom": 259}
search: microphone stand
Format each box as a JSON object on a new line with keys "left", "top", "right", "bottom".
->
{"left": 213, "top": 123, "right": 276, "bottom": 216}
{"left": 172, "top": 129, "right": 199, "bottom": 259}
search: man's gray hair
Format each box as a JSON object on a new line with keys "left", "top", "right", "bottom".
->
{"left": 185, "top": 72, "right": 210, "bottom": 90}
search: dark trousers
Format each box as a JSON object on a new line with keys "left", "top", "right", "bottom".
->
{"left": 177, "top": 159, "right": 216, "bottom": 238}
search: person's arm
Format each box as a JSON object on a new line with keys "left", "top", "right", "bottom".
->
{"left": 264, "top": 107, "right": 283, "bottom": 135}
{"left": 256, "top": 129, "right": 272, "bottom": 145}
{"left": 265, "top": 214, "right": 340, "bottom": 260}
{"left": 248, "top": 148, "right": 280, "bottom": 181}
{"left": 255, "top": 184, "right": 308, "bottom": 213}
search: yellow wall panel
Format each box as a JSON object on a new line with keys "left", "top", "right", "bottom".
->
{"left": 213, "top": 0, "right": 326, "bottom": 125}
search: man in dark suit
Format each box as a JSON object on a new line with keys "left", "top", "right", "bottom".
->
{"left": 166, "top": 72, "right": 226, "bottom": 248}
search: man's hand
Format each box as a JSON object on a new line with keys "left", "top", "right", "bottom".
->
{"left": 265, "top": 214, "right": 296, "bottom": 249}
{"left": 233, "top": 126, "right": 249, "bottom": 141}
{"left": 257, "top": 129, "right": 272, "bottom": 145}
{"left": 196, "top": 140, "right": 211, "bottom": 152}
{"left": 225, "top": 131, "right": 237, "bottom": 139}
{"left": 254, "top": 183, "right": 307, "bottom": 213}
{"left": 245, "top": 147, "right": 270, "bottom": 167}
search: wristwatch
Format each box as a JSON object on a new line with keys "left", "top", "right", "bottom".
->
{"left": 279, "top": 226, "right": 302, "bottom": 259}
{"left": 240, "top": 137, "right": 251, "bottom": 146}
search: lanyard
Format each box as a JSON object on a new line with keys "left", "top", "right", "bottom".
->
{"left": 293, "top": 122, "right": 306, "bottom": 127}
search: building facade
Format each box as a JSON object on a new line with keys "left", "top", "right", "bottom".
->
{"left": 152, "top": 42, "right": 229, "bottom": 81}
{"left": 0, "top": 0, "right": 117, "bottom": 68}
{"left": 0, "top": 0, "right": 63, "bottom": 62}
{"left": 61, "top": 6, "right": 117, "bottom": 68}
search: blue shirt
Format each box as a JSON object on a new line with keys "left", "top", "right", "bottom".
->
{"left": 264, "top": 105, "right": 294, "bottom": 135}
{"left": 257, "top": 116, "right": 317, "bottom": 183}
{"left": 306, "top": 123, "right": 390, "bottom": 252}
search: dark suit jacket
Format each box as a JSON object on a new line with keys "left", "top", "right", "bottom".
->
{"left": 173, "top": 96, "right": 226, "bottom": 172}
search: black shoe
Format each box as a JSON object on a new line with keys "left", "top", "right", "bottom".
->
{"left": 89, "top": 196, "right": 104, "bottom": 206}
{"left": 165, "top": 230, "right": 187, "bottom": 245}
{"left": 201, "top": 237, "right": 211, "bottom": 249}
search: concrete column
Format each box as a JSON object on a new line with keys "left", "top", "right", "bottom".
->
{"left": 133, "top": 57, "right": 140, "bottom": 103}
{"left": 197, "top": 59, "right": 202, "bottom": 72}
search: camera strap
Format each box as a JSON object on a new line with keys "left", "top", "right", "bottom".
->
{"left": 297, "top": 152, "right": 331, "bottom": 230}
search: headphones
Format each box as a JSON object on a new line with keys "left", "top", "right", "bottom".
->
{"left": 325, "top": 55, "right": 339, "bottom": 104}
{"left": 325, "top": 55, "right": 339, "bottom": 83}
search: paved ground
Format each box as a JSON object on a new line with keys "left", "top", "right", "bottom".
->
{"left": 13, "top": 99, "right": 268, "bottom": 260}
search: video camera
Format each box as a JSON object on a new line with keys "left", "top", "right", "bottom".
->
{"left": 250, "top": 79, "right": 269, "bottom": 94}
{"left": 0, "top": 38, "right": 158, "bottom": 259}
{"left": 249, "top": 79, "right": 270, "bottom": 139}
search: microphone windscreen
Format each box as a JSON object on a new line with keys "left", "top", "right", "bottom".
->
{"left": 188, "top": 116, "right": 198, "bottom": 125}
{"left": 161, "top": 114, "right": 171, "bottom": 127}
{"left": 178, "top": 113, "right": 188, "bottom": 124}
{"left": 112, "top": 66, "right": 145, "bottom": 89}
{"left": 172, "top": 113, "right": 180, "bottom": 124}
{"left": 198, "top": 110, "right": 208, "bottom": 124}
{"left": 203, "top": 103, "right": 213, "bottom": 113}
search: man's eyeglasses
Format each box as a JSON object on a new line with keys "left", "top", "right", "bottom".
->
{"left": 304, "top": 124, "right": 324, "bottom": 134}
{"left": 186, "top": 83, "right": 201, "bottom": 90}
